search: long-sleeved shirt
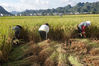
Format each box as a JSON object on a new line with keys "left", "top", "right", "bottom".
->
{"left": 78, "top": 22, "right": 88, "bottom": 33}
{"left": 12, "top": 26, "right": 21, "bottom": 31}
{"left": 39, "top": 25, "right": 49, "bottom": 33}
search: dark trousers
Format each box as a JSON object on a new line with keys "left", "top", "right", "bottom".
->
{"left": 77, "top": 27, "right": 85, "bottom": 38}
{"left": 15, "top": 30, "right": 20, "bottom": 39}
{"left": 39, "top": 31, "right": 46, "bottom": 40}
{"left": 77, "top": 27, "right": 82, "bottom": 33}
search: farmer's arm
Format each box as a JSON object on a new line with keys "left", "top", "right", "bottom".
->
{"left": 46, "top": 26, "right": 49, "bottom": 33}
{"left": 12, "top": 26, "right": 16, "bottom": 30}
{"left": 82, "top": 26, "right": 86, "bottom": 37}
{"left": 82, "top": 26, "right": 86, "bottom": 33}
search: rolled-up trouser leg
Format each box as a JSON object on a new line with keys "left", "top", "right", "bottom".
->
{"left": 39, "top": 31, "right": 46, "bottom": 40}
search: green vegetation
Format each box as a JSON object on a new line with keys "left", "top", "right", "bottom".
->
{"left": 0, "top": 15, "right": 99, "bottom": 36}
{"left": 0, "top": 6, "right": 11, "bottom": 16}
{"left": 20, "top": 2, "right": 99, "bottom": 16}
{"left": 0, "top": 15, "right": 99, "bottom": 66}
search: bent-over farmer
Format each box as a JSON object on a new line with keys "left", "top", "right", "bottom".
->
{"left": 39, "top": 23, "right": 49, "bottom": 40}
{"left": 12, "top": 25, "right": 23, "bottom": 39}
{"left": 77, "top": 21, "right": 91, "bottom": 38}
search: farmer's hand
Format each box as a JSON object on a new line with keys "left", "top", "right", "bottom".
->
{"left": 82, "top": 32, "right": 85, "bottom": 34}
{"left": 82, "top": 32, "right": 86, "bottom": 38}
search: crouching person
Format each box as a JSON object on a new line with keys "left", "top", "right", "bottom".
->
{"left": 12, "top": 25, "right": 23, "bottom": 39}
{"left": 12, "top": 25, "right": 23, "bottom": 45}
{"left": 77, "top": 21, "right": 91, "bottom": 38}
{"left": 38, "top": 23, "right": 49, "bottom": 40}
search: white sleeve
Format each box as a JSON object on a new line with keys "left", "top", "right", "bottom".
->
{"left": 46, "top": 26, "right": 49, "bottom": 33}
{"left": 12, "top": 26, "right": 16, "bottom": 30}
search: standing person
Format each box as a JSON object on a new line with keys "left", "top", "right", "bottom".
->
{"left": 77, "top": 21, "right": 91, "bottom": 38}
{"left": 12, "top": 25, "right": 23, "bottom": 39}
{"left": 39, "top": 23, "right": 49, "bottom": 40}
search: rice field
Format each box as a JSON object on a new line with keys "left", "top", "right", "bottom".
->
{"left": 0, "top": 15, "right": 99, "bottom": 43}
{"left": 0, "top": 14, "right": 99, "bottom": 66}
{"left": 0, "top": 15, "right": 99, "bottom": 35}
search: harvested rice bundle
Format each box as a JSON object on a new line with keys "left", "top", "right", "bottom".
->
{"left": 24, "top": 44, "right": 41, "bottom": 56}
{"left": 68, "top": 55, "right": 83, "bottom": 66}
{"left": 83, "top": 56, "right": 99, "bottom": 65}
{"left": 8, "top": 55, "right": 39, "bottom": 66}
{"left": 44, "top": 51, "right": 58, "bottom": 66}
{"left": 70, "top": 42, "right": 87, "bottom": 54}
{"left": 19, "top": 55, "right": 39, "bottom": 66}
{"left": 57, "top": 46, "right": 69, "bottom": 66}
{"left": 89, "top": 48, "right": 99, "bottom": 55}
{"left": 38, "top": 40, "right": 50, "bottom": 49}
{"left": 39, "top": 47, "right": 54, "bottom": 62}
{"left": 92, "top": 60, "right": 99, "bottom": 66}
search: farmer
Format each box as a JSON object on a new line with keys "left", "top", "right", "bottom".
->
{"left": 77, "top": 21, "right": 91, "bottom": 38}
{"left": 38, "top": 23, "right": 49, "bottom": 40}
{"left": 12, "top": 25, "right": 23, "bottom": 39}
